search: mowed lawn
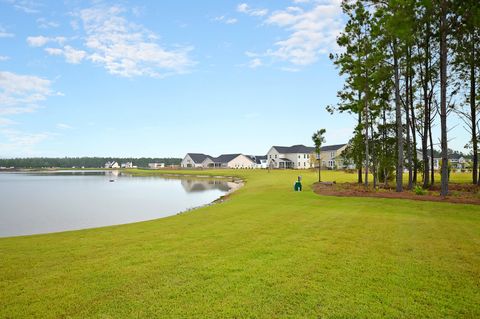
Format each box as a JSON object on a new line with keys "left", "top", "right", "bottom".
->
{"left": 0, "top": 170, "right": 479, "bottom": 318}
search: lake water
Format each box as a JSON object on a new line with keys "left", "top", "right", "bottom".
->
{"left": 0, "top": 171, "right": 237, "bottom": 238}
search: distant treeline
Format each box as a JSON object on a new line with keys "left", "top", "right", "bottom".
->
{"left": 0, "top": 157, "right": 182, "bottom": 168}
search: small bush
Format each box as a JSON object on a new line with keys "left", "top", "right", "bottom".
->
{"left": 414, "top": 185, "right": 427, "bottom": 196}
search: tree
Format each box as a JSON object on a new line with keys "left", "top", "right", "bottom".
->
{"left": 439, "top": 0, "right": 449, "bottom": 197}
{"left": 312, "top": 129, "right": 326, "bottom": 182}
{"left": 451, "top": 0, "right": 480, "bottom": 184}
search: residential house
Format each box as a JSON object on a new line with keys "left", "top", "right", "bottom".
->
{"left": 181, "top": 153, "right": 211, "bottom": 168}
{"left": 247, "top": 155, "right": 268, "bottom": 169}
{"left": 319, "top": 144, "right": 348, "bottom": 169}
{"left": 202, "top": 154, "right": 255, "bottom": 169}
{"left": 148, "top": 163, "right": 165, "bottom": 169}
{"left": 104, "top": 161, "right": 120, "bottom": 169}
{"left": 266, "top": 144, "right": 348, "bottom": 170}
{"left": 121, "top": 162, "right": 135, "bottom": 169}
{"left": 266, "top": 145, "right": 315, "bottom": 169}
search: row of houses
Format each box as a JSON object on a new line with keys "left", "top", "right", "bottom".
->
{"left": 104, "top": 161, "right": 138, "bottom": 169}
{"left": 181, "top": 144, "right": 348, "bottom": 170}
{"left": 414, "top": 151, "right": 471, "bottom": 170}
{"left": 104, "top": 161, "right": 167, "bottom": 169}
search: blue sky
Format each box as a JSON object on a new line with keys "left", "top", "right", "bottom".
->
{"left": 0, "top": 0, "right": 470, "bottom": 158}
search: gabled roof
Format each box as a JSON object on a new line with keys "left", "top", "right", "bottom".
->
{"left": 210, "top": 154, "right": 247, "bottom": 164}
{"left": 247, "top": 155, "right": 267, "bottom": 164}
{"left": 186, "top": 153, "right": 211, "bottom": 163}
{"left": 272, "top": 144, "right": 315, "bottom": 154}
{"left": 320, "top": 144, "right": 347, "bottom": 152}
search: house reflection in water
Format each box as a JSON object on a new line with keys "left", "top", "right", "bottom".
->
{"left": 180, "top": 179, "right": 233, "bottom": 193}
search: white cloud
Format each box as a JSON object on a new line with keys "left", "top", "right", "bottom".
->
{"left": 44, "top": 47, "right": 63, "bottom": 56}
{"left": 76, "top": 5, "right": 194, "bottom": 77}
{"left": 237, "top": 3, "right": 249, "bottom": 13}
{"left": 248, "top": 58, "right": 263, "bottom": 68}
{"left": 26, "top": 36, "right": 66, "bottom": 47}
{"left": 0, "top": 56, "right": 10, "bottom": 61}
{"left": 63, "top": 46, "right": 87, "bottom": 64}
{"left": 237, "top": 3, "right": 268, "bottom": 17}
{"left": 244, "top": 0, "right": 343, "bottom": 67}
{"left": 0, "top": 71, "right": 53, "bottom": 116}
{"left": 293, "top": 0, "right": 310, "bottom": 3}
{"left": 213, "top": 16, "right": 238, "bottom": 25}
{"left": 45, "top": 46, "right": 86, "bottom": 64}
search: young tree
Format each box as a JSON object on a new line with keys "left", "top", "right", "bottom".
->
{"left": 312, "top": 129, "right": 327, "bottom": 182}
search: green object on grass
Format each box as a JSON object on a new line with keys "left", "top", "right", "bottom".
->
{"left": 294, "top": 180, "right": 302, "bottom": 191}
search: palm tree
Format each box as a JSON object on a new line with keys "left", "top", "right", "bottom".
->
{"left": 312, "top": 129, "right": 326, "bottom": 182}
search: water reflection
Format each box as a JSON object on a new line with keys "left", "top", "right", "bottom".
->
{"left": 181, "top": 179, "right": 233, "bottom": 192}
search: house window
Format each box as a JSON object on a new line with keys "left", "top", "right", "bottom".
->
{"left": 330, "top": 152, "right": 335, "bottom": 158}
{"left": 298, "top": 162, "right": 300, "bottom": 167}
{"left": 269, "top": 155, "right": 272, "bottom": 159}
{"left": 304, "top": 162, "right": 306, "bottom": 167}
{"left": 329, "top": 160, "right": 334, "bottom": 167}
{"left": 298, "top": 155, "right": 301, "bottom": 158}
{"left": 275, "top": 155, "right": 277, "bottom": 159}
{"left": 304, "top": 154, "right": 306, "bottom": 158}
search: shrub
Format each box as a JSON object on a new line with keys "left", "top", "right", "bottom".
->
{"left": 414, "top": 185, "right": 427, "bottom": 196}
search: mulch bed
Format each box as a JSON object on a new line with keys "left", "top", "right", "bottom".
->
{"left": 313, "top": 182, "right": 480, "bottom": 205}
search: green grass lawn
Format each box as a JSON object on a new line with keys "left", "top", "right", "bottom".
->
{"left": 1, "top": 169, "right": 479, "bottom": 318}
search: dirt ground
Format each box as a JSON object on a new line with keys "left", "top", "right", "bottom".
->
{"left": 313, "top": 182, "right": 480, "bottom": 205}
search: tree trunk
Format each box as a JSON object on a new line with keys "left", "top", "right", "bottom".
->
{"left": 405, "top": 63, "right": 413, "bottom": 190}
{"left": 409, "top": 58, "right": 418, "bottom": 184}
{"left": 439, "top": 0, "right": 448, "bottom": 197}
{"left": 318, "top": 154, "right": 321, "bottom": 182}
{"left": 394, "top": 41, "right": 403, "bottom": 192}
{"left": 421, "top": 84, "right": 430, "bottom": 188}
{"left": 422, "top": 22, "right": 430, "bottom": 189}
{"left": 370, "top": 119, "right": 377, "bottom": 188}
{"left": 429, "top": 119, "right": 435, "bottom": 185}
{"left": 364, "top": 74, "right": 369, "bottom": 188}
{"left": 357, "top": 111, "right": 363, "bottom": 184}
{"left": 470, "top": 45, "right": 478, "bottom": 184}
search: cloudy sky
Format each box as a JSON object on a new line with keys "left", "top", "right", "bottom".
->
{"left": 0, "top": 0, "right": 469, "bottom": 157}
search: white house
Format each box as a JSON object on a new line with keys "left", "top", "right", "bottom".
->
{"left": 104, "top": 161, "right": 120, "bottom": 169}
{"left": 202, "top": 154, "right": 255, "bottom": 169}
{"left": 121, "top": 162, "right": 135, "bottom": 168}
{"left": 181, "top": 153, "right": 212, "bottom": 168}
{"left": 148, "top": 163, "right": 165, "bottom": 169}
{"left": 266, "top": 145, "right": 315, "bottom": 169}
{"left": 248, "top": 155, "right": 268, "bottom": 169}
{"left": 266, "top": 144, "right": 348, "bottom": 169}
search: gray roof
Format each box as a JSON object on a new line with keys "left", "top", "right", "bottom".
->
{"left": 247, "top": 155, "right": 267, "bottom": 164}
{"left": 320, "top": 144, "right": 347, "bottom": 152}
{"left": 272, "top": 144, "right": 315, "bottom": 154}
{"left": 210, "top": 154, "right": 245, "bottom": 164}
{"left": 186, "top": 153, "right": 212, "bottom": 163}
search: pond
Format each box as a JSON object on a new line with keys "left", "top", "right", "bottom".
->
{"left": 0, "top": 171, "right": 238, "bottom": 238}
